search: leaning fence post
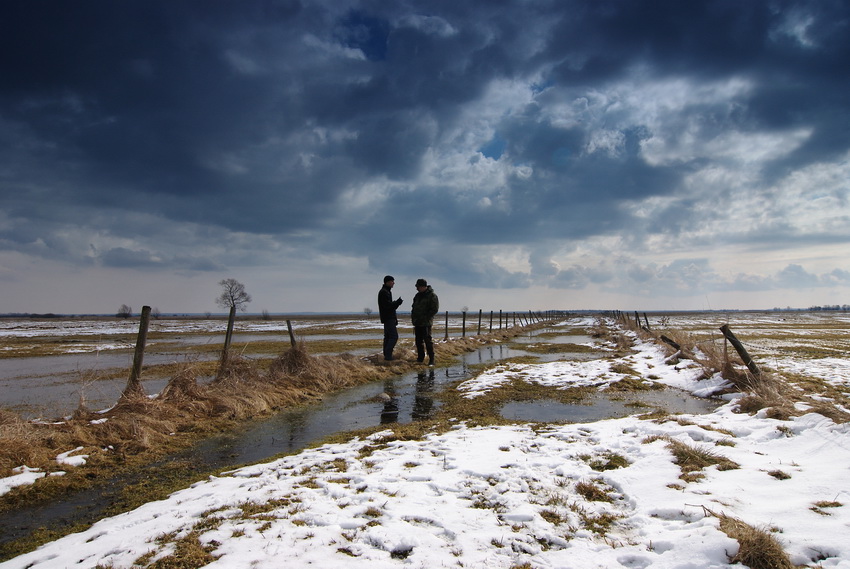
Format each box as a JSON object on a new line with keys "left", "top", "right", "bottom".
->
{"left": 123, "top": 305, "right": 151, "bottom": 399}
{"left": 719, "top": 324, "right": 761, "bottom": 377}
{"left": 286, "top": 319, "right": 296, "bottom": 347}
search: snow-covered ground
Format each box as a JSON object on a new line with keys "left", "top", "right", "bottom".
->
{"left": 2, "top": 320, "right": 849, "bottom": 569}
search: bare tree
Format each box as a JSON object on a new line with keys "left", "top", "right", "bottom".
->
{"left": 215, "top": 279, "right": 251, "bottom": 373}
{"left": 216, "top": 278, "right": 252, "bottom": 312}
{"left": 116, "top": 304, "right": 132, "bottom": 318}
{"left": 364, "top": 307, "right": 373, "bottom": 318}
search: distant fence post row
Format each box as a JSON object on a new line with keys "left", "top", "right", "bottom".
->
{"left": 121, "top": 307, "right": 570, "bottom": 397}
{"left": 611, "top": 310, "right": 653, "bottom": 332}
{"left": 448, "top": 309, "right": 568, "bottom": 339}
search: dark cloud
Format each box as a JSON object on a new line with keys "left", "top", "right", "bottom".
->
{"left": 1, "top": 0, "right": 848, "bottom": 306}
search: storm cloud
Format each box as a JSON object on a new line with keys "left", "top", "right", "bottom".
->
{"left": 1, "top": 0, "right": 849, "bottom": 313}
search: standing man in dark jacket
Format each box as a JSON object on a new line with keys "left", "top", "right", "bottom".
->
{"left": 378, "top": 275, "right": 403, "bottom": 361}
{"left": 411, "top": 278, "right": 439, "bottom": 366}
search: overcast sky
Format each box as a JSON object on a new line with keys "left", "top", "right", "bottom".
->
{"left": 1, "top": 0, "right": 849, "bottom": 315}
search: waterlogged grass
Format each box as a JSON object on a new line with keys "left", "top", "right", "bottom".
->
{"left": 0, "top": 452, "right": 227, "bottom": 561}
{"left": 440, "top": 377, "right": 595, "bottom": 427}
{"left": 508, "top": 341, "right": 597, "bottom": 355}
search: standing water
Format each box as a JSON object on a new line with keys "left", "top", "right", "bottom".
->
{"left": 0, "top": 323, "right": 719, "bottom": 550}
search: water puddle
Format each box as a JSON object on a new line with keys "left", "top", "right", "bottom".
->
{"left": 501, "top": 389, "right": 720, "bottom": 423}
{"left": 187, "top": 367, "right": 449, "bottom": 467}
{"left": 512, "top": 334, "right": 596, "bottom": 345}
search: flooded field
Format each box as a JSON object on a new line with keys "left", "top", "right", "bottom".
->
{"left": 4, "top": 310, "right": 850, "bottom": 554}
{"left": 0, "top": 314, "right": 721, "bottom": 548}
{"left": 3, "top": 311, "right": 849, "bottom": 419}
{"left": 0, "top": 314, "right": 535, "bottom": 419}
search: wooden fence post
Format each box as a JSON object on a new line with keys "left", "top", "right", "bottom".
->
{"left": 286, "top": 319, "right": 296, "bottom": 347}
{"left": 499, "top": 310, "right": 503, "bottom": 330}
{"left": 477, "top": 309, "right": 482, "bottom": 335}
{"left": 123, "top": 305, "right": 151, "bottom": 399}
{"left": 444, "top": 311, "right": 449, "bottom": 340}
{"left": 462, "top": 311, "right": 467, "bottom": 337}
{"left": 489, "top": 310, "right": 493, "bottom": 332}
{"left": 221, "top": 305, "right": 236, "bottom": 367}
{"left": 719, "top": 324, "right": 761, "bottom": 377}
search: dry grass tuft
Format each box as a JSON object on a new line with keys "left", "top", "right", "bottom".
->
{"left": 575, "top": 479, "right": 614, "bottom": 502}
{"left": 806, "top": 401, "right": 850, "bottom": 424}
{"left": 712, "top": 510, "right": 793, "bottom": 569}
{"left": 645, "top": 435, "right": 738, "bottom": 479}
{"left": 0, "top": 412, "right": 46, "bottom": 477}
{"left": 733, "top": 376, "right": 798, "bottom": 420}
{"left": 213, "top": 353, "right": 262, "bottom": 387}
{"left": 158, "top": 363, "right": 207, "bottom": 403}
{"left": 269, "top": 342, "right": 317, "bottom": 378}
{"left": 147, "top": 530, "right": 219, "bottom": 568}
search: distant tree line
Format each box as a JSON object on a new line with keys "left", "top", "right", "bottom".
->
{"left": 772, "top": 305, "right": 850, "bottom": 312}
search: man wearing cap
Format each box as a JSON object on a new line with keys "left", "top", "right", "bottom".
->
{"left": 378, "top": 275, "right": 403, "bottom": 361}
{"left": 411, "top": 278, "right": 439, "bottom": 366}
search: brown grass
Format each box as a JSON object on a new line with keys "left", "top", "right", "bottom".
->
{"left": 712, "top": 510, "right": 793, "bottom": 569}
{"left": 644, "top": 435, "right": 738, "bottom": 480}
{"left": 146, "top": 531, "right": 219, "bottom": 569}
{"left": 575, "top": 479, "right": 613, "bottom": 502}
{"left": 0, "top": 344, "right": 392, "bottom": 505}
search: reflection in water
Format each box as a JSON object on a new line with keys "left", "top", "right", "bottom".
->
{"left": 379, "top": 369, "right": 436, "bottom": 424}
{"left": 380, "top": 400, "right": 399, "bottom": 423}
{"left": 380, "top": 377, "right": 399, "bottom": 424}
{"left": 412, "top": 369, "right": 435, "bottom": 421}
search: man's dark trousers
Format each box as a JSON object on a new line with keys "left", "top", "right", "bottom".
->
{"left": 414, "top": 325, "right": 434, "bottom": 363}
{"left": 383, "top": 323, "right": 399, "bottom": 360}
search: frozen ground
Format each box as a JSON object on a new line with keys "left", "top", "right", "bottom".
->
{"left": 2, "top": 319, "right": 849, "bottom": 569}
